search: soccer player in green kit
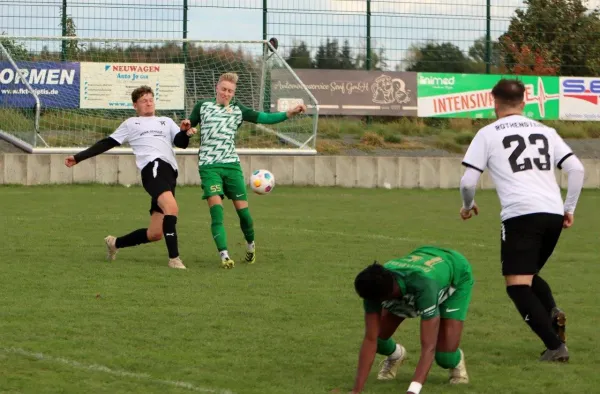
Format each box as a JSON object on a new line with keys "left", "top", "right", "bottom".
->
{"left": 181, "top": 72, "right": 306, "bottom": 268}
{"left": 349, "top": 245, "right": 474, "bottom": 394}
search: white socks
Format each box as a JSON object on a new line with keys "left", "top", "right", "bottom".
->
{"left": 389, "top": 344, "right": 404, "bottom": 360}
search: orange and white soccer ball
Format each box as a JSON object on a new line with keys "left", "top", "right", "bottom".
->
{"left": 250, "top": 169, "right": 275, "bottom": 195}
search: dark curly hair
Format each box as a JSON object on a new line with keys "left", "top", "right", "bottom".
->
{"left": 354, "top": 262, "right": 395, "bottom": 301}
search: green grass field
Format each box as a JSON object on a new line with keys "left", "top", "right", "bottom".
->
{"left": 1, "top": 185, "right": 599, "bottom": 394}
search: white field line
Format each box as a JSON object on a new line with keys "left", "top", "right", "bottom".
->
{"left": 1, "top": 347, "right": 235, "bottom": 394}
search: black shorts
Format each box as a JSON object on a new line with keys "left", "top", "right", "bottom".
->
{"left": 500, "top": 213, "right": 564, "bottom": 276}
{"left": 140, "top": 158, "right": 178, "bottom": 214}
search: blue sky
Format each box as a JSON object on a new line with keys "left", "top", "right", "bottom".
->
{"left": 2, "top": 0, "right": 600, "bottom": 70}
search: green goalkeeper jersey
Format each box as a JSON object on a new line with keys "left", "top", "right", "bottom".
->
{"left": 363, "top": 246, "right": 471, "bottom": 320}
{"left": 188, "top": 98, "right": 288, "bottom": 168}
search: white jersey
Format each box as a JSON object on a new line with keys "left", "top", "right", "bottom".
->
{"left": 110, "top": 116, "right": 181, "bottom": 171}
{"left": 462, "top": 115, "right": 573, "bottom": 221}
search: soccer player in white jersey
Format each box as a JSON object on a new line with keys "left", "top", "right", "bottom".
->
{"left": 181, "top": 72, "right": 306, "bottom": 268}
{"left": 459, "top": 79, "right": 585, "bottom": 362}
{"left": 65, "top": 86, "right": 196, "bottom": 269}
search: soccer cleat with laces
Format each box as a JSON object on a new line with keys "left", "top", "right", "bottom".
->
{"left": 449, "top": 349, "right": 469, "bottom": 384}
{"left": 245, "top": 244, "right": 256, "bottom": 264}
{"left": 104, "top": 235, "right": 118, "bottom": 261}
{"left": 168, "top": 257, "right": 186, "bottom": 269}
{"left": 539, "top": 343, "right": 569, "bottom": 362}
{"left": 221, "top": 257, "right": 235, "bottom": 269}
{"left": 377, "top": 344, "right": 407, "bottom": 380}
{"left": 551, "top": 307, "right": 567, "bottom": 343}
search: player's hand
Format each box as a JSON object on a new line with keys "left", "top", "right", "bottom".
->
{"left": 286, "top": 104, "right": 307, "bottom": 118}
{"left": 180, "top": 119, "right": 192, "bottom": 130}
{"left": 186, "top": 127, "right": 197, "bottom": 137}
{"left": 460, "top": 203, "right": 479, "bottom": 220}
{"left": 563, "top": 212, "right": 574, "bottom": 228}
{"left": 64, "top": 156, "right": 77, "bottom": 167}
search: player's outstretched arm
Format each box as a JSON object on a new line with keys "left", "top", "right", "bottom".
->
{"left": 559, "top": 154, "right": 585, "bottom": 228}
{"left": 407, "top": 316, "right": 440, "bottom": 394}
{"left": 239, "top": 102, "right": 307, "bottom": 125}
{"left": 64, "top": 137, "right": 120, "bottom": 167}
{"left": 350, "top": 312, "right": 380, "bottom": 394}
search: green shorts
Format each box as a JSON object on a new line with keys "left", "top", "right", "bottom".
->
{"left": 439, "top": 251, "right": 474, "bottom": 322}
{"left": 383, "top": 250, "right": 474, "bottom": 322}
{"left": 199, "top": 163, "right": 247, "bottom": 201}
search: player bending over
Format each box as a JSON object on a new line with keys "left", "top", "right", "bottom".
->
{"left": 65, "top": 85, "right": 196, "bottom": 269}
{"left": 459, "top": 79, "right": 584, "bottom": 362}
{"left": 181, "top": 72, "right": 306, "bottom": 268}
{"left": 350, "top": 246, "right": 473, "bottom": 394}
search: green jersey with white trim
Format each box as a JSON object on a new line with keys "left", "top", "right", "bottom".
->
{"left": 188, "top": 98, "right": 288, "bottom": 168}
{"left": 363, "top": 246, "right": 469, "bottom": 320}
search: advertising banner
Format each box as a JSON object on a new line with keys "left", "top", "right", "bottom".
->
{"left": 417, "top": 73, "right": 560, "bottom": 120}
{"left": 80, "top": 62, "right": 185, "bottom": 109}
{"left": 0, "top": 61, "right": 80, "bottom": 108}
{"left": 559, "top": 77, "right": 600, "bottom": 121}
{"left": 271, "top": 69, "right": 418, "bottom": 116}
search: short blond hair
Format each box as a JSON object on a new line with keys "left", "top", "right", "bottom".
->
{"left": 218, "top": 72, "right": 239, "bottom": 84}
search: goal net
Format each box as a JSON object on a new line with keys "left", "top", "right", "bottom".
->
{"left": 0, "top": 36, "right": 318, "bottom": 154}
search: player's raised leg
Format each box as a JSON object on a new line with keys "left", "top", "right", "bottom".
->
{"left": 533, "top": 221, "right": 567, "bottom": 343}
{"left": 502, "top": 217, "right": 568, "bottom": 361}
{"left": 103, "top": 211, "right": 164, "bottom": 262}
{"left": 376, "top": 309, "right": 407, "bottom": 380}
{"left": 157, "top": 191, "right": 185, "bottom": 269}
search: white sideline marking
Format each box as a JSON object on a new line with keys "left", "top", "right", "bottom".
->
{"left": 266, "top": 226, "right": 487, "bottom": 248}
{"left": 2, "top": 347, "right": 234, "bottom": 394}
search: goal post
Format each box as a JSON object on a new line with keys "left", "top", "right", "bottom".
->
{"left": 0, "top": 36, "right": 319, "bottom": 155}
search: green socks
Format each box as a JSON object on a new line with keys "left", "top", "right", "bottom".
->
{"left": 435, "top": 349, "right": 461, "bottom": 369}
{"left": 236, "top": 207, "right": 254, "bottom": 243}
{"left": 210, "top": 204, "right": 227, "bottom": 252}
{"left": 377, "top": 338, "right": 397, "bottom": 356}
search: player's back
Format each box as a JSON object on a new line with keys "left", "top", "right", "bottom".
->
{"left": 465, "top": 115, "right": 571, "bottom": 221}
{"left": 383, "top": 246, "right": 467, "bottom": 289}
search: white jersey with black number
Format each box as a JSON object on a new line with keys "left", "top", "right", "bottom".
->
{"left": 462, "top": 115, "right": 573, "bottom": 221}
{"left": 109, "top": 116, "right": 181, "bottom": 171}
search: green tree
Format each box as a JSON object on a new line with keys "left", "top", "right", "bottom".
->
{"left": 499, "top": 0, "right": 600, "bottom": 76}
{"left": 314, "top": 38, "right": 342, "bottom": 69}
{"left": 285, "top": 41, "right": 313, "bottom": 69}
{"left": 0, "top": 32, "right": 30, "bottom": 60}
{"left": 340, "top": 40, "right": 355, "bottom": 69}
{"left": 355, "top": 48, "right": 387, "bottom": 70}
{"left": 60, "top": 11, "right": 81, "bottom": 60}
{"left": 405, "top": 42, "right": 473, "bottom": 73}
{"left": 468, "top": 36, "right": 502, "bottom": 72}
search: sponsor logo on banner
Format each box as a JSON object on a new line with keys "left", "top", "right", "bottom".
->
{"left": 0, "top": 61, "right": 80, "bottom": 108}
{"left": 417, "top": 73, "right": 559, "bottom": 120}
{"left": 270, "top": 69, "right": 418, "bottom": 116}
{"left": 79, "top": 62, "right": 185, "bottom": 110}
{"left": 559, "top": 77, "right": 600, "bottom": 120}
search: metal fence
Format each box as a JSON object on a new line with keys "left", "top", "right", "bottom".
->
{"left": 1, "top": 1, "right": 599, "bottom": 76}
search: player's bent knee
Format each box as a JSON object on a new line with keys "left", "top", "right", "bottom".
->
{"left": 147, "top": 231, "right": 163, "bottom": 242}
{"left": 435, "top": 350, "right": 461, "bottom": 369}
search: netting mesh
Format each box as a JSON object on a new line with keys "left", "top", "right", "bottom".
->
{"left": 0, "top": 36, "right": 317, "bottom": 150}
